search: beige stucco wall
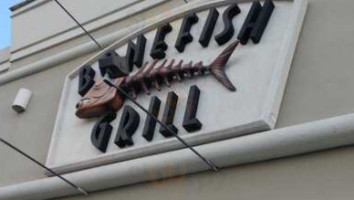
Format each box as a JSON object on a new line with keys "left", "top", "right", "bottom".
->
{"left": 1, "top": 0, "right": 354, "bottom": 199}
{"left": 57, "top": 146, "right": 354, "bottom": 200}
{"left": 276, "top": 0, "right": 354, "bottom": 128}
{"left": 0, "top": 53, "right": 95, "bottom": 187}
{"left": 0, "top": 0, "right": 186, "bottom": 187}
{"left": 9, "top": 0, "right": 184, "bottom": 67}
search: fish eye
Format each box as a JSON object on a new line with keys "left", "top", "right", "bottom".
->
{"left": 76, "top": 98, "right": 90, "bottom": 109}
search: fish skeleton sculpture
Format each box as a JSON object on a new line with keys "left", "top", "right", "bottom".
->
{"left": 76, "top": 40, "right": 240, "bottom": 119}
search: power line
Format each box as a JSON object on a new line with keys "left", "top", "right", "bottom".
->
{"left": 53, "top": 0, "right": 219, "bottom": 172}
{"left": 0, "top": 0, "right": 218, "bottom": 199}
{"left": 104, "top": 79, "right": 219, "bottom": 172}
{"left": 54, "top": 0, "right": 103, "bottom": 50}
{"left": 0, "top": 138, "right": 88, "bottom": 196}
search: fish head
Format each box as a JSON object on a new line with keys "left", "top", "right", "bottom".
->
{"left": 75, "top": 78, "right": 125, "bottom": 119}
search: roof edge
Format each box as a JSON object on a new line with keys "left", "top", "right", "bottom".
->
{"left": 9, "top": 0, "right": 36, "bottom": 12}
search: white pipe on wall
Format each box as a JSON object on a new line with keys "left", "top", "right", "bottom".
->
{"left": 12, "top": 88, "right": 32, "bottom": 113}
{"left": 1, "top": 112, "right": 354, "bottom": 200}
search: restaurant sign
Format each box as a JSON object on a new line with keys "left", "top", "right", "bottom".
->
{"left": 46, "top": 0, "right": 305, "bottom": 175}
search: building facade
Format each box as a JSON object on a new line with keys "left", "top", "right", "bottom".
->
{"left": 1, "top": 0, "right": 354, "bottom": 199}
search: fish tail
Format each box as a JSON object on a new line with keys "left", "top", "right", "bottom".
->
{"left": 209, "top": 40, "right": 239, "bottom": 91}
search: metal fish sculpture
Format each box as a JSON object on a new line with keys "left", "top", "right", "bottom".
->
{"left": 76, "top": 40, "right": 240, "bottom": 119}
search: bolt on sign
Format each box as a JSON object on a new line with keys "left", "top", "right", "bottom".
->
{"left": 46, "top": 0, "right": 306, "bottom": 175}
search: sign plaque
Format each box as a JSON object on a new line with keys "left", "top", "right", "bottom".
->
{"left": 46, "top": 0, "right": 306, "bottom": 175}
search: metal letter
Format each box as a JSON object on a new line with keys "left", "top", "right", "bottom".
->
{"left": 142, "top": 96, "right": 161, "bottom": 141}
{"left": 78, "top": 65, "right": 95, "bottom": 96}
{"left": 126, "top": 34, "right": 147, "bottom": 72}
{"left": 159, "top": 91, "right": 179, "bottom": 137}
{"left": 99, "top": 50, "right": 129, "bottom": 78}
{"left": 175, "top": 13, "right": 199, "bottom": 52}
{"left": 237, "top": 0, "right": 274, "bottom": 44}
{"left": 150, "top": 24, "right": 173, "bottom": 59}
{"left": 91, "top": 112, "right": 116, "bottom": 153}
{"left": 183, "top": 85, "right": 202, "bottom": 132}
{"left": 215, "top": 4, "right": 240, "bottom": 45}
{"left": 199, "top": 8, "right": 219, "bottom": 47}
{"left": 115, "top": 105, "right": 140, "bottom": 148}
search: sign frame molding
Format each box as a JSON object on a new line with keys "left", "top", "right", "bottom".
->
{"left": 46, "top": 0, "right": 307, "bottom": 175}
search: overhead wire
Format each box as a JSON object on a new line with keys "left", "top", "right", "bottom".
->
{"left": 0, "top": 138, "right": 88, "bottom": 196}
{"left": 0, "top": 1, "right": 220, "bottom": 198}
{"left": 54, "top": 0, "right": 219, "bottom": 172}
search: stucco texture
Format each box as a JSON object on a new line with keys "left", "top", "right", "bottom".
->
{"left": 59, "top": 0, "right": 354, "bottom": 199}
{"left": 1, "top": 0, "right": 354, "bottom": 199}
{"left": 0, "top": 53, "right": 94, "bottom": 187}
{"left": 57, "top": 146, "right": 354, "bottom": 200}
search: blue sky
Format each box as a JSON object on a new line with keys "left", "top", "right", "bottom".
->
{"left": 0, "top": 0, "right": 23, "bottom": 49}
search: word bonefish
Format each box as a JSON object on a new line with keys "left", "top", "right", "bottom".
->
{"left": 75, "top": 0, "right": 274, "bottom": 152}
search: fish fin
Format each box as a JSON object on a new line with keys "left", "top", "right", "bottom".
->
{"left": 209, "top": 40, "right": 239, "bottom": 91}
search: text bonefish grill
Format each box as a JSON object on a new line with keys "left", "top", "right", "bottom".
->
{"left": 76, "top": 0, "right": 275, "bottom": 153}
